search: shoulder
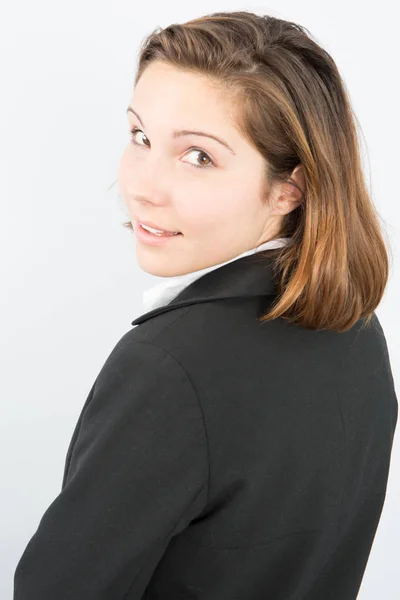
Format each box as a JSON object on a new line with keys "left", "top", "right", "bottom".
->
{"left": 63, "top": 326, "right": 210, "bottom": 489}
{"left": 93, "top": 326, "right": 199, "bottom": 407}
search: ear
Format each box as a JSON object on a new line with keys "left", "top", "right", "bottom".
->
{"left": 275, "top": 164, "right": 305, "bottom": 214}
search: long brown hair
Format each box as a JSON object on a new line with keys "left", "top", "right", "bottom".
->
{"left": 122, "top": 10, "right": 392, "bottom": 332}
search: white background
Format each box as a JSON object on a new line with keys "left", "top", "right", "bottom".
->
{"left": 2, "top": 1, "right": 399, "bottom": 598}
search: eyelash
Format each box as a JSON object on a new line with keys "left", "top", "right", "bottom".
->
{"left": 128, "top": 127, "right": 215, "bottom": 170}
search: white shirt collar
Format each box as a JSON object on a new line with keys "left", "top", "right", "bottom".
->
{"left": 142, "top": 237, "right": 291, "bottom": 313}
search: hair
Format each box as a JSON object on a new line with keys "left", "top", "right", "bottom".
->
{"left": 121, "top": 10, "right": 392, "bottom": 332}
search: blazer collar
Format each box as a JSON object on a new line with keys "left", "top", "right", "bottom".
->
{"left": 131, "top": 249, "right": 282, "bottom": 326}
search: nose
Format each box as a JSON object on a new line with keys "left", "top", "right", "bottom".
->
{"left": 132, "top": 156, "right": 173, "bottom": 203}
{"left": 124, "top": 154, "right": 174, "bottom": 210}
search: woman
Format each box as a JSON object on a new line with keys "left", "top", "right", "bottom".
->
{"left": 14, "top": 10, "right": 398, "bottom": 600}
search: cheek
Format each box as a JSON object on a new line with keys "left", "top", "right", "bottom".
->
{"left": 179, "top": 185, "right": 254, "bottom": 234}
{"left": 177, "top": 194, "right": 230, "bottom": 233}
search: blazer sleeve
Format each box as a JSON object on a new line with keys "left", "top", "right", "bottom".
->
{"left": 13, "top": 336, "right": 209, "bottom": 600}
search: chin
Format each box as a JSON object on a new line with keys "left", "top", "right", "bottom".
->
{"left": 135, "top": 250, "right": 193, "bottom": 278}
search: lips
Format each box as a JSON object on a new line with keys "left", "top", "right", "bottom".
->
{"left": 140, "top": 224, "right": 179, "bottom": 237}
{"left": 135, "top": 218, "right": 181, "bottom": 235}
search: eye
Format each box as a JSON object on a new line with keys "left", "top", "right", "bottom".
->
{"left": 129, "top": 127, "right": 150, "bottom": 147}
{"left": 128, "top": 127, "right": 215, "bottom": 170}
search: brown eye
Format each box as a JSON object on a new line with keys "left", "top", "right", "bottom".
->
{"left": 185, "top": 150, "right": 213, "bottom": 169}
{"left": 129, "top": 127, "right": 149, "bottom": 146}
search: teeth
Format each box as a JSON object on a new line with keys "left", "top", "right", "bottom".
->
{"left": 140, "top": 223, "right": 179, "bottom": 236}
{"left": 142, "top": 224, "right": 163, "bottom": 234}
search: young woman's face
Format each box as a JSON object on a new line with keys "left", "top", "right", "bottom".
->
{"left": 118, "top": 60, "right": 283, "bottom": 277}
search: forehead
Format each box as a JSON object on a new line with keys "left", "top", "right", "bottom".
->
{"left": 131, "top": 62, "right": 233, "bottom": 124}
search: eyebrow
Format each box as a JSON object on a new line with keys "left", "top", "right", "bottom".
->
{"left": 126, "top": 107, "right": 236, "bottom": 155}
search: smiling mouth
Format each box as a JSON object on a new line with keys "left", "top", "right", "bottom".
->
{"left": 134, "top": 221, "right": 184, "bottom": 245}
{"left": 137, "top": 221, "right": 182, "bottom": 237}
{"left": 140, "top": 225, "right": 181, "bottom": 237}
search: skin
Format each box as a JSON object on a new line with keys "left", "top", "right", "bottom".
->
{"left": 118, "top": 60, "right": 304, "bottom": 277}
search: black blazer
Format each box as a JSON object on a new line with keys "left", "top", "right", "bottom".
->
{"left": 14, "top": 250, "right": 398, "bottom": 600}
